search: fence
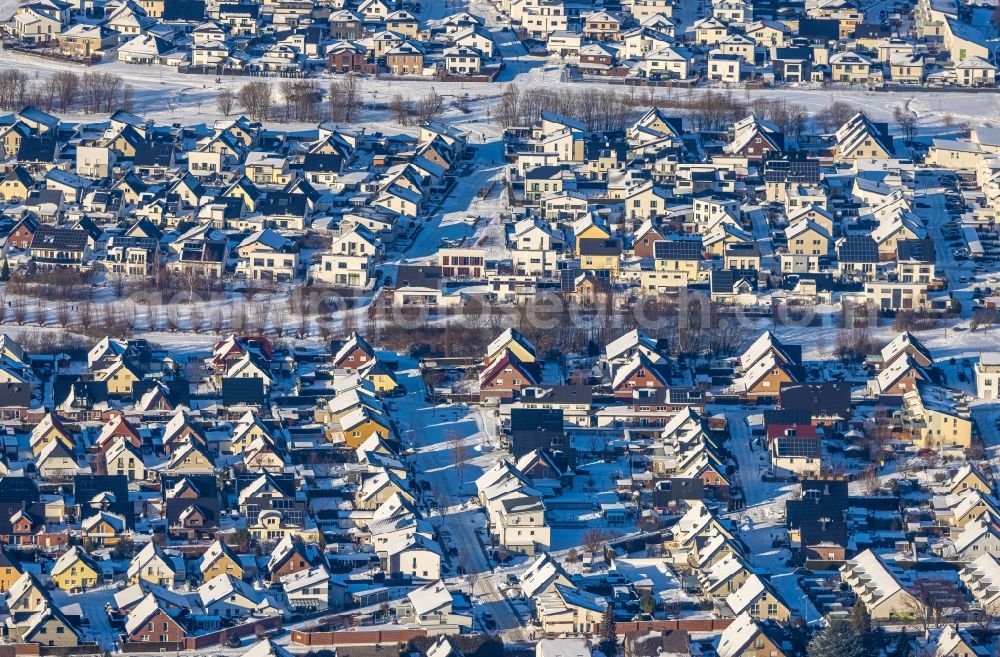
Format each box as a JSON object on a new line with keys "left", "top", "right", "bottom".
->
{"left": 0, "top": 646, "right": 40, "bottom": 657}
{"left": 38, "top": 646, "right": 101, "bottom": 656}
{"left": 615, "top": 618, "right": 734, "bottom": 633}
{"left": 290, "top": 628, "right": 427, "bottom": 646}
{"left": 121, "top": 615, "right": 283, "bottom": 653}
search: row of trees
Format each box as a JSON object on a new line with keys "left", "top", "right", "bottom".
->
{"left": 495, "top": 84, "right": 636, "bottom": 132}
{"left": 389, "top": 88, "right": 445, "bottom": 125}
{"left": 0, "top": 70, "right": 135, "bottom": 114}
{"left": 220, "top": 77, "right": 363, "bottom": 123}
{"left": 488, "top": 83, "right": 874, "bottom": 137}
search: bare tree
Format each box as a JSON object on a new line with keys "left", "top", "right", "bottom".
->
{"left": 893, "top": 105, "right": 917, "bottom": 142}
{"left": 109, "top": 271, "right": 127, "bottom": 298}
{"left": 252, "top": 301, "right": 271, "bottom": 334}
{"left": 216, "top": 88, "right": 236, "bottom": 116}
{"left": 906, "top": 579, "right": 966, "bottom": 633}
{"left": 495, "top": 84, "right": 520, "bottom": 128}
{"left": 166, "top": 306, "right": 180, "bottom": 332}
{"left": 210, "top": 308, "right": 224, "bottom": 334}
{"left": 231, "top": 305, "right": 248, "bottom": 333}
{"left": 32, "top": 297, "right": 45, "bottom": 326}
{"left": 582, "top": 528, "right": 616, "bottom": 564}
{"left": 0, "top": 70, "right": 30, "bottom": 110}
{"left": 28, "top": 80, "right": 56, "bottom": 112}
{"left": 144, "top": 304, "right": 160, "bottom": 331}
{"left": 78, "top": 301, "right": 94, "bottom": 331}
{"left": 51, "top": 71, "right": 80, "bottom": 112}
{"left": 279, "top": 79, "right": 322, "bottom": 122}
{"left": 449, "top": 434, "right": 469, "bottom": 484}
{"left": 189, "top": 306, "right": 203, "bottom": 333}
{"left": 238, "top": 80, "right": 273, "bottom": 121}
{"left": 272, "top": 303, "right": 286, "bottom": 338}
{"left": 417, "top": 89, "right": 443, "bottom": 123}
{"left": 11, "top": 299, "right": 27, "bottom": 326}
{"left": 120, "top": 83, "right": 135, "bottom": 113}
{"left": 390, "top": 94, "right": 412, "bottom": 125}
{"left": 56, "top": 301, "right": 71, "bottom": 328}
{"left": 329, "top": 74, "right": 362, "bottom": 122}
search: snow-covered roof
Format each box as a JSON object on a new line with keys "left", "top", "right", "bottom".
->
{"left": 407, "top": 579, "right": 453, "bottom": 616}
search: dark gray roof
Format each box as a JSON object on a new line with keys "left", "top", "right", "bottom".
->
{"left": 395, "top": 265, "right": 442, "bottom": 290}
{"left": 837, "top": 235, "right": 878, "bottom": 263}
{"left": 30, "top": 227, "right": 87, "bottom": 251}
{"left": 896, "top": 239, "right": 935, "bottom": 263}
{"left": 710, "top": 268, "right": 757, "bottom": 294}
{"left": 221, "top": 376, "right": 266, "bottom": 406}
{"left": 578, "top": 238, "right": 622, "bottom": 256}
{"left": 654, "top": 239, "right": 703, "bottom": 260}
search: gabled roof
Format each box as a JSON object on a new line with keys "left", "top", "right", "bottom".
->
{"left": 725, "top": 573, "right": 787, "bottom": 616}
{"left": 51, "top": 546, "right": 99, "bottom": 577}
{"left": 407, "top": 579, "right": 453, "bottom": 615}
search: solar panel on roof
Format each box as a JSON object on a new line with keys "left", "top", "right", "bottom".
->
{"left": 654, "top": 240, "right": 702, "bottom": 260}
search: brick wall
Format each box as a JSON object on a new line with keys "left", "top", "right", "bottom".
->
{"left": 291, "top": 628, "right": 427, "bottom": 646}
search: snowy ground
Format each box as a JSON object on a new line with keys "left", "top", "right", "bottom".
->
{"left": 3, "top": 19, "right": 1000, "bottom": 134}
{"left": 386, "top": 360, "right": 532, "bottom": 641}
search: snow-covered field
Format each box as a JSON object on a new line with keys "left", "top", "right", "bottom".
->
{"left": 3, "top": 25, "right": 1000, "bottom": 136}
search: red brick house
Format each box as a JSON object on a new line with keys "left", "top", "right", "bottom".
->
{"left": 632, "top": 220, "right": 666, "bottom": 258}
{"left": 327, "top": 43, "right": 371, "bottom": 73}
{"left": 332, "top": 333, "right": 376, "bottom": 370}
{"left": 96, "top": 415, "right": 143, "bottom": 450}
{"left": 7, "top": 215, "right": 39, "bottom": 251}
{"left": 611, "top": 353, "right": 670, "bottom": 399}
{"left": 479, "top": 351, "right": 540, "bottom": 401}
{"left": 126, "top": 597, "right": 189, "bottom": 643}
{"left": 725, "top": 115, "right": 784, "bottom": 163}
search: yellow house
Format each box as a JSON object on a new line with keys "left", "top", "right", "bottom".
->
{"left": 199, "top": 539, "right": 246, "bottom": 582}
{"left": 623, "top": 183, "right": 671, "bottom": 221}
{"left": 165, "top": 441, "right": 216, "bottom": 474}
{"left": 243, "top": 439, "right": 285, "bottom": 472}
{"left": 0, "top": 553, "right": 24, "bottom": 592}
{"left": 745, "top": 20, "right": 790, "bottom": 47}
{"left": 485, "top": 329, "right": 537, "bottom": 364}
{"left": 230, "top": 412, "right": 273, "bottom": 454}
{"left": 949, "top": 491, "right": 1000, "bottom": 528}
{"left": 0, "top": 124, "right": 28, "bottom": 159}
{"left": 360, "top": 360, "right": 401, "bottom": 394}
{"left": 717, "top": 613, "right": 791, "bottom": 657}
{"left": 375, "top": 184, "right": 421, "bottom": 217}
{"left": 902, "top": 382, "right": 972, "bottom": 449}
{"left": 81, "top": 511, "right": 127, "bottom": 546}
{"left": 104, "top": 130, "right": 141, "bottom": 159}
{"left": 0, "top": 167, "right": 33, "bottom": 202}
{"left": 653, "top": 239, "right": 703, "bottom": 284}
{"left": 702, "top": 554, "right": 753, "bottom": 598}
{"left": 835, "top": 113, "right": 895, "bottom": 161}
{"left": 537, "top": 584, "right": 608, "bottom": 636}
{"left": 7, "top": 573, "right": 50, "bottom": 615}
{"left": 579, "top": 238, "right": 622, "bottom": 276}
{"left": 338, "top": 407, "right": 392, "bottom": 449}
{"left": 12, "top": 605, "right": 82, "bottom": 647}
{"left": 249, "top": 509, "right": 307, "bottom": 542}
{"left": 96, "top": 358, "right": 142, "bottom": 396}
{"left": 30, "top": 414, "right": 75, "bottom": 458}
{"left": 786, "top": 220, "right": 830, "bottom": 256}
{"left": 50, "top": 547, "right": 100, "bottom": 593}
{"left": 946, "top": 464, "right": 993, "bottom": 496}
{"left": 788, "top": 205, "right": 835, "bottom": 235}
{"left": 725, "top": 574, "right": 791, "bottom": 622}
